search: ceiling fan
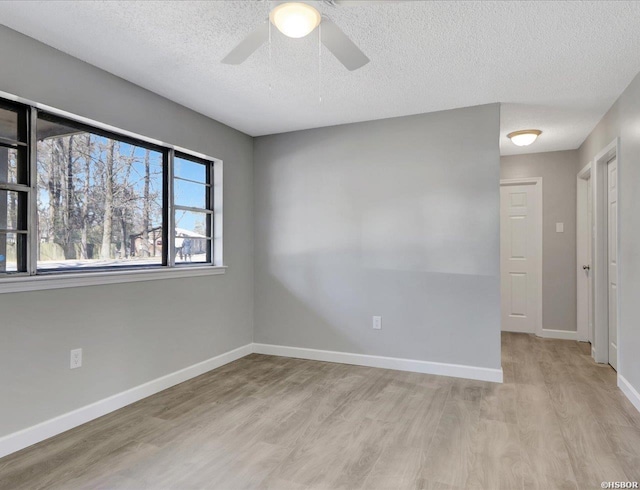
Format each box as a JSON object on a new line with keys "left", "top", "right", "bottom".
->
{"left": 221, "top": 1, "right": 370, "bottom": 71}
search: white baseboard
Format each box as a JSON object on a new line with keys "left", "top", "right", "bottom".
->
{"left": 538, "top": 329, "right": 579, "bottom": 340}
{"left": 253, "top": 343, "right": 503, "bottom": 384}
{"left": 502, "top": 328, "right": 580, "bottom": 341}
{"left": 501, "top": 327, "right": 535, "bottom": 334}
{"left": 0, "top": 343, "right": 253, "bottom": 460}
{"left": 618, "top": 374, "right": 640, "bottom": 414}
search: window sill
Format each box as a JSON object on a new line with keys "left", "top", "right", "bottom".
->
{"left": 0, "top": 266, "right": 227, "bottom": 294}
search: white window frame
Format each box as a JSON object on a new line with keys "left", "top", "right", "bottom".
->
{"left": 0, "top": 91, "right": 225, "bottom": 294}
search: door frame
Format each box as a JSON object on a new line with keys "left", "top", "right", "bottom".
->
{"left": 576, "top": 162, "right": 592, "bottom": 342}
{"left": 500, "top": 177, "right": 543, "bottom": 337}
{"left": 591, "top": 138, "right": 620, "bottom": 365}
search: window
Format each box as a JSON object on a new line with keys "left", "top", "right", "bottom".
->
{"left": 0, "top": 100, "right": 29, "bottom": 275}
{"left": 36, "top": 113, "right": 165, "bottom": 270}
{"left": 173, "top": 153, "right": 214, "bottom": 264}
{"left": 0, "top": 96, "right": 221, "bottom": 283}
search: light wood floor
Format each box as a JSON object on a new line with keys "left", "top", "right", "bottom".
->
{"left": 2, "top": 333, "right": 640, "bottom": 489}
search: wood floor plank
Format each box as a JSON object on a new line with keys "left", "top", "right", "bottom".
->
{"left": 480, "top": 383, "right": 517, "bottom": 424}
{"left": 389, "top": 385, "right": 450, "bottom": 450}
{"left": 559, "top": 416, "right": 629, "bottom": 488}
{"left": 601, "top": 423, "right": 640, "bottom": 458}
{"left": 466, "top": 419, "right": 524, "bottom": 489}
{"left": 538, "top": 361, "right": 576, "bottom": 386}
{"left": 517, "top": 425, "right": 577, "bottom": 487}
{"left": 617, "top": 455, "right": 640, "bottom": 483}
{"left": 420, "top": 398, "right": 480, "bottom": 488}
{"left": 328, "top": 417, "right": 388, "bottom": 490}
{"left": 266, "top": 410, "right": 369, "bottom": 487}
{"left": 501, "top": 361, "right": 517, "bottom": 384}
{"left": 578, "top": 381, "right": 640, "bottom": 427}
{"left": 49, "top": 441, "right": 160, "bottom": 490}
{"left": 361, "top": 445, "right": 422, "bottom": 490}
{"left": 521, "top": 467, "right": 579, "bottom": 490}
{"left": 545, "top": 379, "right": 595, "bottom": 423}
{"left": 515, "top": 384, "right": 578, "bottom": 486}
{"left": 513, "top": 360, "right": 546, "bottom": 386}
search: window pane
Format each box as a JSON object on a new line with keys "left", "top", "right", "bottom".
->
{"left": 175, "top": 210, "right": 210, "bottom": 239}
{"left": 173, "top": 153, "right": 213, "bottom": 265}
{"left": 0, "top": 147, "right": 26, "bottom": 185}
{"left": 175, "top": 178, "right": 207, "bottom": 209}
{"left": 36, "top": 116, "right": 164, "bottom": 270}
{"left": 0, "top": 190, "right": 27, "bottom": 231}
{"left": 0, "top": 232, "right": 24, "bottom": 273}
{"left": 0, "top": 106, "right": 19, "bottom": 142}
{"left": 175, "top": 237, "right": 210, "bottom": 264}
{"left": 174, "top": 156, "right": 206, "bottom": 183}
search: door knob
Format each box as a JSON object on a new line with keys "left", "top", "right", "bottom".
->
{"left": 583, "top": 265, "right": 590, "bottom": 271}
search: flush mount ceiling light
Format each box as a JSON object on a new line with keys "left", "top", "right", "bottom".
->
{"left": 507, "top": 129, "right": 542, "bottom": 147}
{"left": 269, "top": 2, "right": 322, "bottom": 39}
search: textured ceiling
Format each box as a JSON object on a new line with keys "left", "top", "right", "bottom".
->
{"left": 1, "top": 1, "right": 640, "bottom": 155}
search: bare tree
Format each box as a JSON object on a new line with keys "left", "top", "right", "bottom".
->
{"left": 140, "top": 149, "right": 151, "bottom": 258}
{"left": 62, "top": 135, "right": 76, "bottom": 259}
{"left": 79, "top": 134, "right": 92, "bottom": 259}
{"left": 100, "top": 140, "right": 115, "bottom": 260}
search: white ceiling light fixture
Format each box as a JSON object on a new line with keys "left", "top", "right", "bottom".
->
{"left": 507, "top": 129, "right": 542, "bottom": 147}
{"left": 221, "top": 1, "right": 370, "bottom": 71}
{"left": 270, "top": 2, "right": 322, "bottom": 39}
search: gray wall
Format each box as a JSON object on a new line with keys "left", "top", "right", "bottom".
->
{"left": 0, "top": 26, "right": 254, "bottom": 437}
{"left": 501, "top": 150, "right": 579, "bottom": 332}
{"left": 578, "top": 71, "right": 640, "bottom": 395}
{"left": 253, "top": 104, "right": 501, "bottom": 370}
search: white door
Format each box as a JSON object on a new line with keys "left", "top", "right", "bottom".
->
{"left": 607, "top": 157, "right": 618, "bottom": 370}
{"left": 500, "top": 183, "right": 540, "bottom": 333}
{"left": 587, "top": 176, "right": 593, "bottom": 343}
{"left": 578, "top": 175, "right": 594, "bottom": 343}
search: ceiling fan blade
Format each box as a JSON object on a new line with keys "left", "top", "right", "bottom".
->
{"left": 221, "top": 21, "right": 269, "bottom": 65}
{"left": 321, "top": 18, "right": 370, "bottom": 71}
{"left": 327, "top": 0, "right": 409, "bottom": 6}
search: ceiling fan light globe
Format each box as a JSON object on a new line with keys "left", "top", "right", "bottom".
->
{"left": 270, "top": 2, "right": 322, "bottom": 39}
{"left": 507, "top": 130, "right": 542, "bottom": 146}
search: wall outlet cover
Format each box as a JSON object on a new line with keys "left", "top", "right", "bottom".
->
{"left": 373, "top": 316, "right": 382, "bottom": 330}
{"left": 70, "top": 348, "right": 82, "bottom": 369}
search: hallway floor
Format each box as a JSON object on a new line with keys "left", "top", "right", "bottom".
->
{"left": 1, "top": 333, "right": 639, "bottom": 489}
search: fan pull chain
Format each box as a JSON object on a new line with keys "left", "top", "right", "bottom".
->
{"left": 268, "top": 18, "right": 273, "bottom": 91}
{"left": 318, "top": 22, "right": 322, "bottom": 104}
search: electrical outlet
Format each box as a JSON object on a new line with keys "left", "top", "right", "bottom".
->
{"left": 70, "top": 348, "right": 82, "bottom": 369}
{"left": 372, "top": 316, "right": 382, "bottom": 330}
{"left": 556, "top": 222, "right": 564, "bottom": 233}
